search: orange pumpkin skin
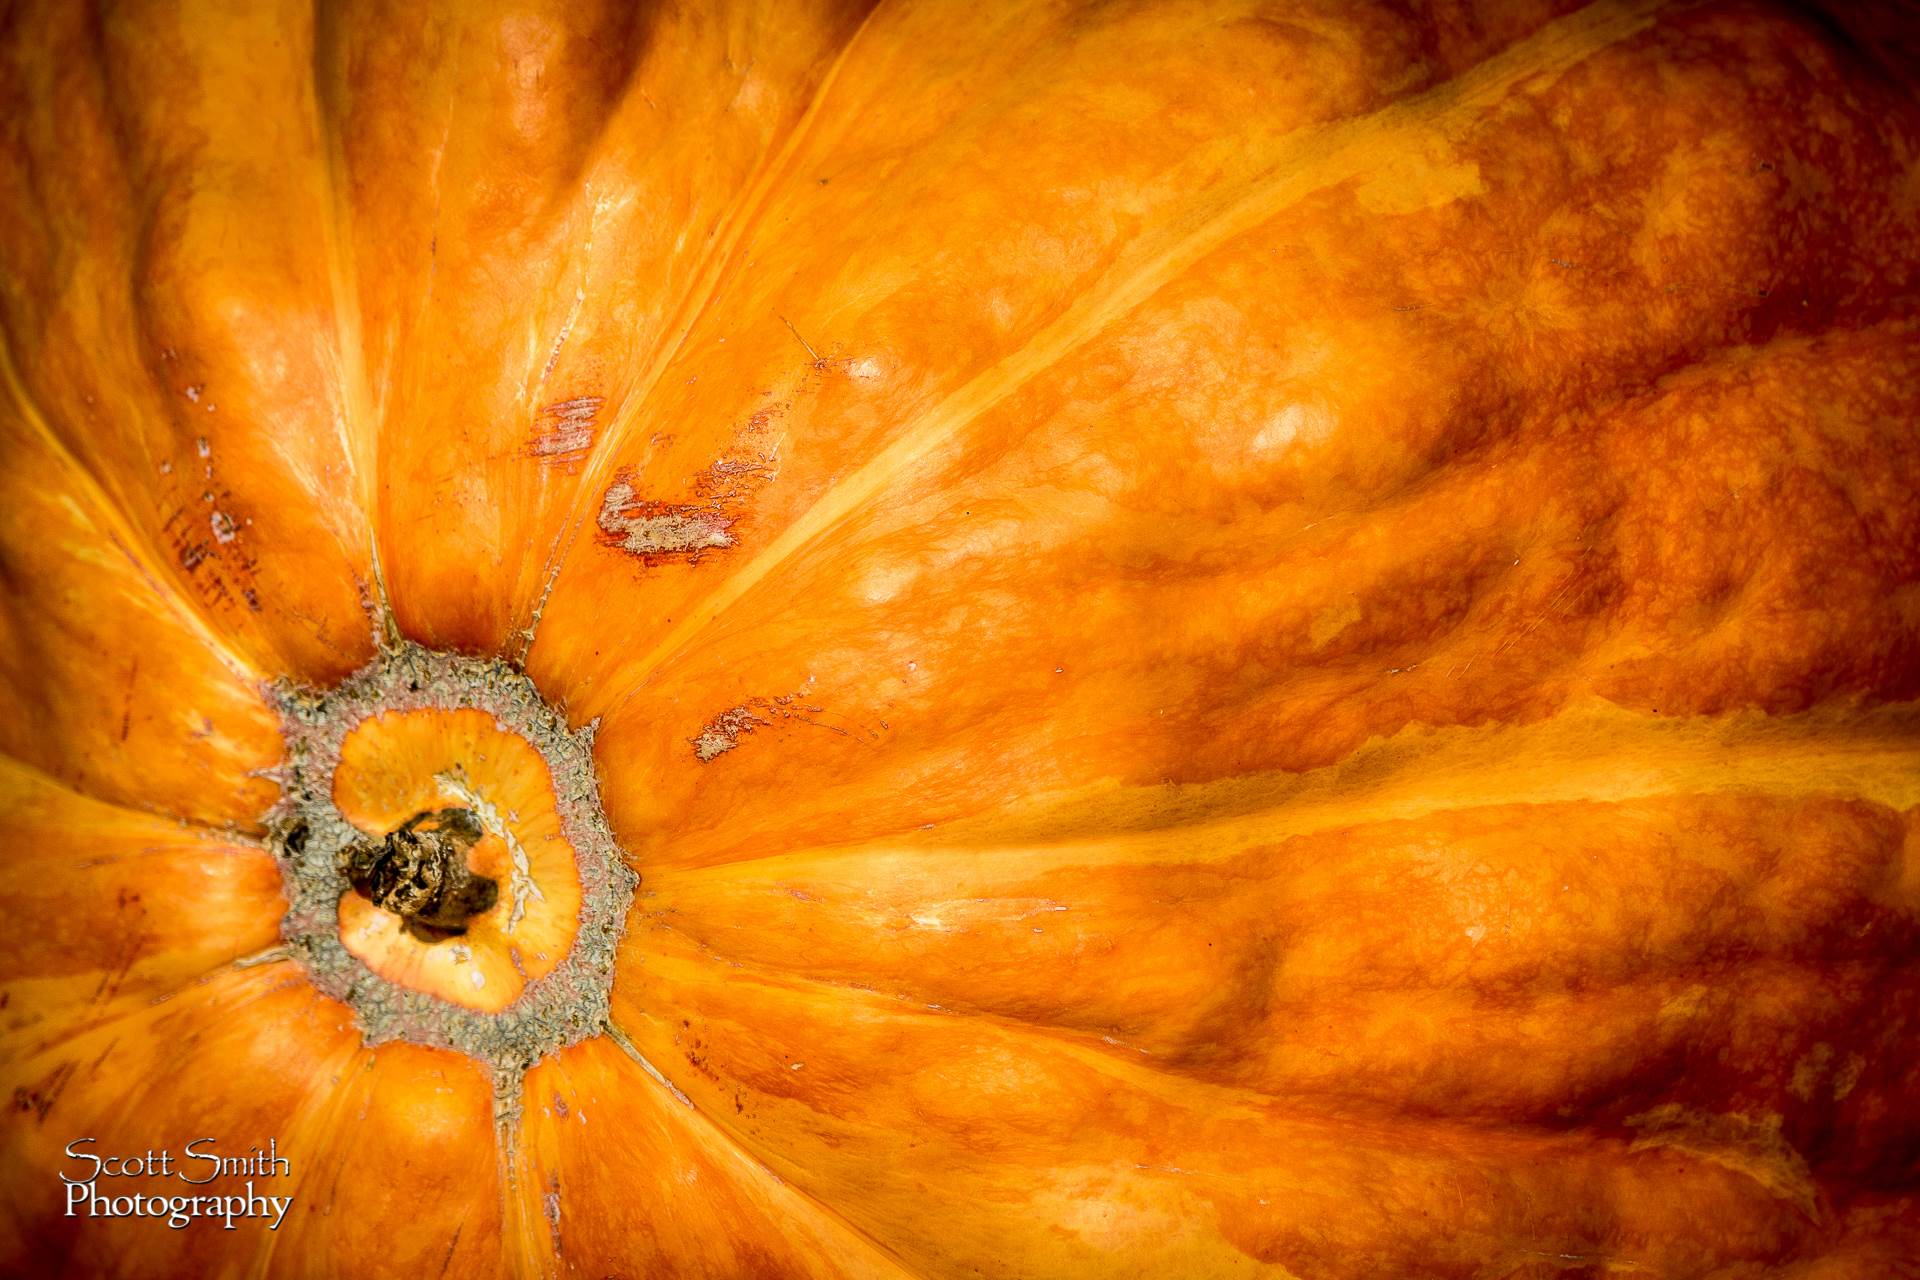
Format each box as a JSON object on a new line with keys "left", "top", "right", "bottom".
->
{"left": 2, "top": 0, "right": 1919, "bottom": 1275}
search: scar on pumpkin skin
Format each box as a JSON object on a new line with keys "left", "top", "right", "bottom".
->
{"left": 593, "top": 408, "right": 785, "bottom": 562}
{"left": 528, "top": 395, "right": 601, "bottom": 468}
{"left": 691, "top": 704, "right": 768, "bottom": 761}
{"left": 596, "top": 477, "right": 737, "bottom": 557}
{"left": 691, "top": 693, "right": 851, "bottom": 761}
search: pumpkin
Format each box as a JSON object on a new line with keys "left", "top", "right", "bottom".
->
{"left": 2, "top": 0, "right": 1918, "bottom": 1274}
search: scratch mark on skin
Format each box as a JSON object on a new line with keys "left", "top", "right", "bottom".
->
{"left": 528, "top": 396, "right": 601, "bottom": 468}
{"left": 592, "top": 418, "right": 782, "bottom": 564}
{"left": 781, "top": 314, "right": 824, "bottom": 365}
{"left": 534, "top": 183, "right": 602, "bottom": 401}
{"left": 688, "top": 691, "right": 855, "bottom": 762}
{"left": 542, "top": 1175, "right": 563, "bottom": 1257}
{"left": 119, "top": 657, "right": 138, "bottom": 742}
{"left": 18, "top": 1059, "right": 78, "bottom": 1124}
{"left": 606, "top": 1022, "right": 693, "bottom": 1108}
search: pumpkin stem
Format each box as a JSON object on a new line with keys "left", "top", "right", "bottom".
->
{"left": 337, "top": 807, "right": 500, "bottom": 941}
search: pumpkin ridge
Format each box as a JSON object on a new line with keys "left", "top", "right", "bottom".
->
{"left": 0, "top": 943, "right": 286, "bottom": 1076}
{"left": 636, "top": 700, "right": 1920, "bottom": 875}
{"left": 631, "top": 878, "right": 1916, "bottom": 1118}
{"left": 0, "top": 759, "right": 285, "bottom": 1066}
{"left": 622, "top": 886, "right": 1910, "bottom": 1110}
{"left": 0, "top": 748, "right": 274, "bottom": 844}
{"left": 307, "top": 53, "right": 389, "bottom": 650}
{"left": 227, "top": 1019, "right": 374, "bottom": 1279}
{"left": 2, "top": 0, "right": 383, "bottom": 683}
{"left": 564, "top": 0, "right": 1671, "bottom": 723}
{"left": 2, "top": 959, "right": 344, "bottom": 1094}
{"left": 605, "top": 1028, "right": 934, "bottom": 1280}
{"left": 614, "top": 935, "right": 1864, "bottom": 1277}
{"left": 515, "top": 2, "right": 890, "bottom": 666}
{"left": 0, "top": 344, "right": 270, "bottom": 690}
{"left": 0, "top": 390, "right": 283, "bottom": 823}
{"left": 496, "top": 1077, "right": 563, "bottom": 1280}
{"left": 509, "top": 1032, "right": 923, "bottom": 1280}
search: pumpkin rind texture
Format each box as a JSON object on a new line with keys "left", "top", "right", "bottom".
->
{"left": 2, "top": 0, "right": 1919, "bottom": 1276}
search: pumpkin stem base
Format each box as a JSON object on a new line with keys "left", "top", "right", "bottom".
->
{"left": 264, "top": 642, "right": 637, "bottom": 1079}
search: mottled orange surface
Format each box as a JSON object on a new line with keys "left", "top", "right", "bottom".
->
{"left": 2, "top": 0, "right": 1918, "bottom": 1276}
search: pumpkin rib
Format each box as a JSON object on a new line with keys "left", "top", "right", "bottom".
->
{"left": 615, "top": 932, "right": 1867, "bottom": 1278}
{"left": 0, "top": 964, "right": 364, "bottom": 1278}
{"left": 0, "top": 0, "right": 382, "bottom": 683}
{"left": 0, "top": 381, "right": 283, "bottom": 825}
{"left": 244, "top": 1043, "right": 386, "bottom": 1280}
{"left": 0, "top": 345, "right": 266, "bottom": 693}
{"left": 589, "top": 308, "right": 1914, "bottom": 733}
{"left": 254, "top": 1042, "right": 505, "bottom": 1280}
{"left": 509, "top": 1033, "right": 924, "bottom": 1280}
{"left": 622, "top": 692, "right": 1920, "bottom": 878}
{"left": 629, "top": 794, "right": 1919, "bottom": 1141}
{"left": 498, "top": 1105, "right": 563, "bottom": 1280}
{"left": 0, "top": 755, "right": 285, "bottom": 1068}
{"left": 516, "top": 1, "right": 887, "bottom": 668}
{"left": 0, "top": 946, "right": 294, "bottom": 1097}
{"left": 332, "top": 1, "right": 883, "bottom": 655}
{"left": 625, "top": 886, "right": 1915, "bottom": 1128}
{"left": 309, "top": 7, "right": 394, "bottom": 650}
{"left": 587, "top": 305, "right": 1920, "bottom": 871}
{"left": 528, "top": 0, "right": 1920, "bottom": 750}
{"left": 567, "top": 0, "right": 1671, "bottom": 731}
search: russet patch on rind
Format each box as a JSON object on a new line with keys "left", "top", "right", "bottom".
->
{"left": 596, "top": 477, "right": 738, "bottom": 558}
{"left": 266, "top": 643, "right": 637, "bottom": 1080}
{"left": 591, "top": 413, "right": 785, "bottom": 563}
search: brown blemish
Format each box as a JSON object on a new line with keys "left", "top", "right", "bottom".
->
{"left": 158, "top": 468, "right": 267, "bottom": 621}
{"left": 596, "top": 479, "right": 737, "bottom": 558}
{"left": 690, "top": 704, "right": 768, "bottom": 761}
{"left": 689, "top": 692, "right": 851, "bottom": 761}
{"left": 529, "top": 396, "right": 601, "bottom": 469}
{"left": 595, "top": 404, "right": 785, "bottom": 564}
